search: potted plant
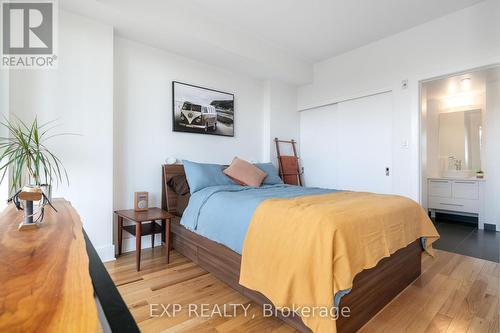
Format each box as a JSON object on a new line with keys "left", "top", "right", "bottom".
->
{"left": 0, "top": 117, "right": 69, "bottom": 226}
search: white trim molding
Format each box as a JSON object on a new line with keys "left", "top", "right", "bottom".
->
{"left": 95, "top": 244, "right": 116, "bottom": 263}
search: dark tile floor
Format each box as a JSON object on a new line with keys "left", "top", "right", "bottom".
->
{"left": 432, "top": 215, "right": 500, "bottom": 263}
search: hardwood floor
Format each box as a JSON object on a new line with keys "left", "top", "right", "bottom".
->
{"left": 105, "top": 247, "right": 499, "bottom": 333}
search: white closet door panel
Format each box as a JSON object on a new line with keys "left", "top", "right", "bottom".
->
{"left": 337, "top": 92, "right": 393, "bottom": 194}
{"left": 299, "top": 104, "right": 338, "bottom": 188}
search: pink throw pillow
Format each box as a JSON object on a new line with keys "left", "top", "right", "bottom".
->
{"left": 224, "top": 157, "right": 267, "bottom": 187}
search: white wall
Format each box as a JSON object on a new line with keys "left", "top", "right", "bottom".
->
{"left": 0, "top": 70, "right": 9, "bottom": 210}
{"left": 298, "top": 0, "right": 500, "bottom": 202}
{"left": 261, "top": 80, "right": 299, "bottom": 164}
{"left": 9, "top": 11, "right": 115, "bottom": 260}
{"left": 114, "top": 37, "right": 265, "bottom": 208}
{"left": 484, "top": 80, "right": 500, "bottom": 229}
{"left": 114, "top": 37, "right": 270, "bottom": 250}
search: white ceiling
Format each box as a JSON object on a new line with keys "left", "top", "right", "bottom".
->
{"left": 61, "top": 0, "right": 485, "bottom": 84}
{"left": 181, "top": 0, "right": 484, "bottom": 62}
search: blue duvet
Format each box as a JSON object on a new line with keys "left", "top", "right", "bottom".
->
{"left": 181, "top": 184, "right": 338, "bottom": 254}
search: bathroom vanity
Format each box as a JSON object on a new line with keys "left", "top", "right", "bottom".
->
{"left": 424, "top": 105, "right": 487, "bottom": 229}
{"left": 428, "top": 177, "right": 485, "bottom": 229}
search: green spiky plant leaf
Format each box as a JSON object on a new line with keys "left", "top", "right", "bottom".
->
{"left": 0, "top": 117, "right": 70, "bottom": 194}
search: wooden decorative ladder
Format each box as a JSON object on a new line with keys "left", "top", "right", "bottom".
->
{"left": 274, "top": 138, "right": 303, "bottom": 186}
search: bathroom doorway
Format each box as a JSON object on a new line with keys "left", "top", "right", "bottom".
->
{"left": 420, "top": 65, "right": 500, "bottom": 262}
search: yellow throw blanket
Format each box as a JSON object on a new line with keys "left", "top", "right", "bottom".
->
{"left": 239, "top": 192, "right": 439, "bottom": 333}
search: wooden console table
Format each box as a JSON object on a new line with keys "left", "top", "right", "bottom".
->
{"left": 0, "top": 199, "right": 99, "bottom": 332}
{"left": 0, "top": 199, "right": 140, "bottom": 333}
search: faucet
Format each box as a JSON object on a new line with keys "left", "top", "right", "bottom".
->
{"left": 448, "top": 156, "right": 462, "bottom": 171}
{"left": 448, "top": 156, "right": 455, "bottom": 170}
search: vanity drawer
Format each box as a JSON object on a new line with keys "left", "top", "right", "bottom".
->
{"left": 428, "top": 196, "right": 480, "bottom": 213}
{"left": 428, "top": 180, "right": 452, "bottom": 198}
{"left": 452, "top": 181, "right": 479, "bottom": 200}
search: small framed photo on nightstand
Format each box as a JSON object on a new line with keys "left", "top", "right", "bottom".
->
{"left": 134, "top": 192, "right": 149, "bottom": 211}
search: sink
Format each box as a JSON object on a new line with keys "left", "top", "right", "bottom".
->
{"left": 441, "top": 170, "right": 475, "bottom": 179}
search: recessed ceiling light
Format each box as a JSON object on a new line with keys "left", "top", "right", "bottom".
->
{"left": 461, "top": 77, "right": 471, "bottom": 90}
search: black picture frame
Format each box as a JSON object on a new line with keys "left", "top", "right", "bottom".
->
{"left": 172, "top": 81, "right": 234, "bottom": 137}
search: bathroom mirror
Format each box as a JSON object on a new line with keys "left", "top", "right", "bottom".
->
{"left": 438, "top": 109, "right": 482, "bottom": 172}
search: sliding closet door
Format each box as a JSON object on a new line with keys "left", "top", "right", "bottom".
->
{"left": 336, "top": 92, "right": 393, "bottom": 194}
{"left": 300, "top": 92, "right": 393, "bottom": 193}
{"left": 300, "top": 104, "right": 339, "bottom": 188}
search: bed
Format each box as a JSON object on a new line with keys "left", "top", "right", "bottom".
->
{"left": 161, "top": 164, "right": 427, "bottom": 333}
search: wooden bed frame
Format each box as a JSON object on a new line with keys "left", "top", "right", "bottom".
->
{"left": 161, "top": 164, "right": 422, "bottom": 333}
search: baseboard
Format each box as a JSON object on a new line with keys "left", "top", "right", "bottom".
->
{"left": 95, "top": 244, "right": 116, "bottom": 263}
{"left": 120, "top": 234, "right": 164, "bottom": 254}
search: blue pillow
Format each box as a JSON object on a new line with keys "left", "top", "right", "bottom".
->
{"left": 182, "top": 160, "right": 235, "bottom": 193}
{"left": 255, "top": 163, "right": 283, "bottom": 185}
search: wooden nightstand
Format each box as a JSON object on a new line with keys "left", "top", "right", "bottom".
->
{"left": 114, "top": 208, "right": 173, "bottom": 271}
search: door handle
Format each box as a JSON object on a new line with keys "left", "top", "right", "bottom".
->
{"left": 439, "top": 203, "right": 464, "bottom": 207}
